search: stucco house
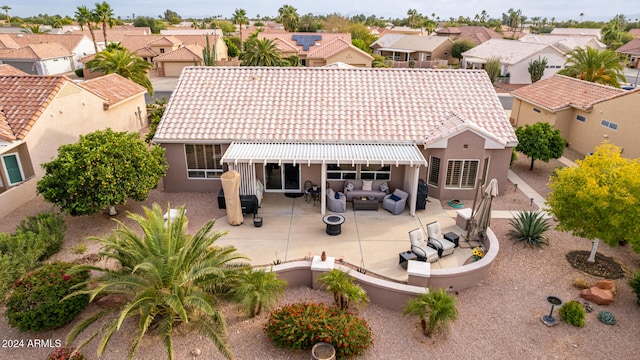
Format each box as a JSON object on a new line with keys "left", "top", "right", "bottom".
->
{"left": 510, "top": 75, "right": 640, "bottom": 158}
{"left": 8, "top": 33, "right": 96, "bottom": 69}
{"left": 616, "top": 38, "right": 640, "bottom": 68}
{"left": 436, "top": 26, "right": 503, "bottom": 45}
{"left": 257, "top": 32, "right": 373, "bottom": 67}
{"left": 370, "top": 34, "right": 455, "bottom": 67}
{"left": 0, "top": 43, "right": 74, "bottom": 75}
{"left": 0, "top": 71, "right": 148, "bottom": 218}
{"left": 461, "top": 39, "right": 567, "bottom": 84}
{"left": 153, "top": 66, "right": 517, "bottom": 215}
{"left": 550, "top": 28, "right": 601, "bottom": 39}
{"left": 518, "top": 34, "right": 606, "bottom": 51}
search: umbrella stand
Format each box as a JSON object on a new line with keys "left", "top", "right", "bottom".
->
{"left": 464, "top": 177, "right": 485, "bottom": 243}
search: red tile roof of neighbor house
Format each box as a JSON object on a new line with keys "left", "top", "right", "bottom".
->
{"left": 258, "top": 32, "right": 352, "bottom": 56}
{"left": 511, "top": 75, "right": 628, "bottom": 111}
{"left": 306, "top": 37, "right": 373, "bottom": 60}
{"left": 436, "top": 26, "right": 503, "bottom": 45}
{"left": 616, "top": 38, "right": 640, "bottom": 55}
{"left": 0, "top": 34, "right": 20, "bottom": 49}
{"left": 154, "top": 44, "right": 204, "bottom": 62}
{"left": 155, "top": 67, "right": 517, "bottom": 145}
{"left": 0, "top": 43, "right": 72, "bottom": 60}
{"left": 0, "top": 64, "right": 28, "bottom": 76}
{"left": 8, "top": 33, "right": 87, "bottom": 52}
{"left": 77, "top": 74, "right": 147, "bottom": 107}
{"left": 0, "top": 75, "right": 67, "bottom": 141}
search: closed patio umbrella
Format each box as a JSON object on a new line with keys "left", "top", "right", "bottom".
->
{"left": 467, "top": 178, "right": 499, "bottom": 242}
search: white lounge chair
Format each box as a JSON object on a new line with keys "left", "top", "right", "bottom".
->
{"left": 426, "top": 221, "right": 455, "bottom": 257}
{"left": 409, "top": 228, "right": 438, "bottom": 263}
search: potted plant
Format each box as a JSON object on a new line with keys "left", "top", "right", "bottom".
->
{"left": 311, "top": 342, "right": 336, "bottom": 360}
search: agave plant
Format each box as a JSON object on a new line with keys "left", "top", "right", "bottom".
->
{"left": 507, "top": 210, "right": 551, "bottom": 247}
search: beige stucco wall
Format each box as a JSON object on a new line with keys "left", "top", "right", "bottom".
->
{"left": 513, "top": 91, "right": 640, "bottom": 158}
{"left": 430, "top": 40, "right": 455, "bottom": 63}
{"left": 508, "top": 48, "right": 567, "bottom": 84}
{"left": 161, "top": 143, "right": 230, "bottom": 193}
{"left": 1, "top": 81, "right": 147, "bottom": 217}
{"left": 162, "top": 61, "right": 202, "bottom": 77}
{"left": 325, "top": 48, "right": 373, "bottom": 67}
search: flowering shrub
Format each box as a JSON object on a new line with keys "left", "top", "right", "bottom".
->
{"left": 47, "top": 346, "right": 86, "bottom": 360}
{"left": 472, "top": 247, "right": 485, "bottom": 262}
{"left": 264, "top": 302, "right": 372, "bottom": 359}
{"left": 6, "top": 262, "right": 89, "bottom": 331}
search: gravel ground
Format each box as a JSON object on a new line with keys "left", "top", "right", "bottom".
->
{"left": 1, "top": 151, "right": 639, "bottom": 360}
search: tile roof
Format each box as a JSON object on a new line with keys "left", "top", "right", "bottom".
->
{"left": 155, "top": 67, "right": 516, "bottom": 145}
{"left": 373, "top": 34, "right": 451, "bottom": 52}
{"left": 9, "top": 33, "right": 87, "bottom": 52}
{"left": 616, "top": 38, "right": 640, "bottom": 55}
{"left": 462, "top": 39, "right": 558, "bottom": 65}
{"left": 550, "top": 28, "right": 601, "bottom": 38}
{"left": 629, "top": 29, "right": 640, "bottom": 38}
{"left": 148, "top": 36, "right": 181, "bottom": 47}
{"left": 511, "top": 75, "right": 627, "bottom": 111}
{"left": 0, "top": 64, "right": 28, "bottom": 76}
{"left": 0, "top": 75, "right": 67, "bottom": 141}
{"left": 77, "top": 27, "right": 151, "bottom": 43}
{"left": 0, "top": 34, "right": 20, "bottom": 49}
{"left": 271, "top": 38, "right": 299, "bottom": 54}
{"left": 519, "top": 34, "right": 605, "bottom": 50}
{"left": 436, "top": 26, "right": 502, "bottom": 45}
{"left": 77, "top": 74, "right": 146, "bottom": 107}
{"left": 258, "top": 33, "right": 351, "bottom": 56}
{"left": 0, "top": 43, "right": 72, "bottom": 60}
{"left": 306, "top": 38, "right": 373, "bottom": 60}
{"left": 154, "top": 44, "right": 204, "bottom": 61}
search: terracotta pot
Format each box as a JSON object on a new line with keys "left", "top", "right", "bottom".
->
{"left": 311, "top": 342, "right": 335, "bottom": 360}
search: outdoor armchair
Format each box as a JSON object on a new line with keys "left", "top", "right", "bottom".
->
{"left": 327, "top": 188, "right": 346, "bottom": 213}
{"left": 382, "top": 189, "right": 409, "bottom": 215}
{"left": 426, "top": 221, "right": 455, "bottom": 257}
{"left": 409, "top": 228, "right": 438, "bottom": 263}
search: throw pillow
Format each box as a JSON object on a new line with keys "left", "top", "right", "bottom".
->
{"left": 345, "top": 182, "right": 354, "bottom": 191}
{"left": 379, "top": 182, "right": 389, "bottom": 192}
{"left": 390, "top": 193, "right": 401, "bottom": 202}
{"left": 335, "top": 192, "right": 340, "bottom": 200}
{"left": 362, "top": 180, "right": 373, "bottom": 191}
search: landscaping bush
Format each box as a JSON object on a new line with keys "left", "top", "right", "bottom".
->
{"left": 74, "top": 68, "right": 84, "bottom": 78}
{"left": 572, "top": 278, "right": 591, "bottom": 290}
{"left": 47, "top": 346, "right": 86, "bottom": 360}
{"left": 6, "top": 262, "right": 89, "bottom": 331}
{"left": 559, "top": 300, "right": 586, "bottom": 328}
{"left": 16, "top": 210, "right": 66, "bottom": 260}
{"left": 629, "top": 271, "right": 640, "bottom": 306}
{"left": 265, "top": 302, "right": 372, "bottom": 359}
{"left": 598, "top": 311, "right": 617, "bottom": 325}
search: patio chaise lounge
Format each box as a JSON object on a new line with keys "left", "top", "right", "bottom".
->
{"left": 409, "top": 228, "right": 438, "bottom": 263}
{"left": 426, "top": 221, "right": 455, "bottom": 257}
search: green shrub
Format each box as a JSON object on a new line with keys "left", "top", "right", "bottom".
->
{"left": 598, "top": 311, "right": 616, "bottom": 325}
{"left": 629, "top": 271, "right": 640, "bottom": 306}
{"left": 507, "top": 210, "right": 551, "bottom": 247}
{"left": 70, "top": 243, "right": 87, "bottom": 254}
{"left": 0, "top": 231, "right": 45, "bottom": 299}
{"left": 74, "top": 68, "right": 84, "bottom": 78}
{"left": 265, "top": 302, "right": 372, "bottom": 359}
{"left": 559, "top": 300, "right": 586, "bottom": 328}
{"left": 47, "top": 346, "right": 86, "bottom": 360}
{"left": 6, "top": 262, "right": 89, "bottom": 331}
{"left": 16, "top": 210, "right": 66, "bottom": 260}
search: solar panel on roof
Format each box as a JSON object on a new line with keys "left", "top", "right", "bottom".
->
{"left": 291, "top": 34, "right": 322, "bottom": 51}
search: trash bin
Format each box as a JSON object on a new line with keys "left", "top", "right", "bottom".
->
{"left": 416, "top": 179, "right": 428, "bottom": 210}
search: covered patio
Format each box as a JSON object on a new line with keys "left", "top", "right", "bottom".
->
{"left": 213, "top": 192, "right": 477, "bottom": 282}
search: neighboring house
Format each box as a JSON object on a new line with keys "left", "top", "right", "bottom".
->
{"left": 462, "top": 39, "right": 567, "bottom": 84}
{"left": 0, "top": 63, "right": 27, "bottom": 75}
{"left": 370, "top": 34, "right": 454, "bottom": 67}
{"left": 0, "top": 73, "right": 148, "bottom": 218}
{"left": 511, "top": 75, "right": 640, "bottom": 158}
{"left": 436, "top": 26, "right": 503, "bottom": 45}
{"left": 616, "top": 38, "right": 640, "bottom": 68}
{"left": 160, "top": 29, "right": 223, "bottom": 36}
{"left": 153, "top": 66, "right": 517, "bottom": 215}
{"left": 550, "top": 28, "right": 601, "bottom": 39}
{"left": 9, "top": 33, "right": 97, "bottom": 69}
{"left": 257, "top": 32, "right": 373, "bottom": 67}
{"left": 0, "top": 43, "right": 74, "bottom": 75}
{"left": 518, "top": 34, "right": 607, "bottom": 51}
{"left": 155, "top": 44, "right": 205, "bottom": 76}
{"left": 629, "top": 29, "right": 640, "bottom": 38}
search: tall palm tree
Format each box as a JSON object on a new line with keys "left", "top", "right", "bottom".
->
{"left": 240, "top": 38, "right": 284, "bottom": 66}
{"left": 85, "top": 48, "right": 154, "bottom": 95}
{"left": 402, "top": 288, "right": 458, "bottom": 337}
{"left": 1, "top": 5, "right": 10, "bottom": 24}
{"left": 75, "top": 5, "right": 98, "bottom": 52}
{"left": 64, "top": 204, "right": 250, "bottom": 360}
{"left": 558, "top": 47, "right": 626, "bottom": 87}
{"left": 232, "top": 8, "right": 248, "bottom": 52}
{"left": 93, "top": 1, "right": 115, "bottom": 45}
{"left": 229, "top": 269, "right": 286, "bottom": 318}
{"left": 317, "top": 269, "right": 369, "bottom": 311}
{"left": 278, "top": 4, "right": 299, "bottom": 32}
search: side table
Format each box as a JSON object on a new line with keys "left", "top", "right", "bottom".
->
{"left": 398, "top": 251, "right": 418, "bottom": 269}
{"left": 444, "top": 232, "right": 460, "bottom": 248}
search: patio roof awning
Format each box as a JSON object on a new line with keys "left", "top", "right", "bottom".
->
{"left": 377, "top": 48, "right": 415, "bottom": 53}
{"left": 221, "top": 142, "right": 428, "bottom": 167}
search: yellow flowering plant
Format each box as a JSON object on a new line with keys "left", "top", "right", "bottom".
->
{"left": 472, "top": 247, "right": 485, "bottom": 261}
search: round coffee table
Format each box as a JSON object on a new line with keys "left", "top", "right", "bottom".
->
{"left": 323, "top": 214, "right": 345, "bottom": 236}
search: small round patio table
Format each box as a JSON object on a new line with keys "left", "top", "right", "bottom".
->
{"left": 323, "top": 214, "right": 345, "bottom": 236}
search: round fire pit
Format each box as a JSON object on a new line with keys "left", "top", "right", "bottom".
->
{"left": 323, "top": 214, "right": 345, "bottom": 236}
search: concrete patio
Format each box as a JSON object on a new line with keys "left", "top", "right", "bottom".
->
{"left": 213, "top": 193, "right": 474, "bottom": 282}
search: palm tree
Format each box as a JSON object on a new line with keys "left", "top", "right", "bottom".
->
{"left": 317, "top": 269, "right": 369, "bottom": 311}
{"left": 402, "top": 288, "right": 458, "bottom": 337}
{"left": 21, "top": 25, "right": 50, "bottom": 34}
{"left": 240, "top": 38, "right": 285, "bottom": 66}
{"left": 232, "top": 8, "right": 248, "bottom": 52}
{"left": 65, "top": 204, "right": 250, "bottom": 360}
{"left": 558, "top": 47, "right": 626, "bottom": 87}
{"left": 93, "top": 1, "right": 115, "bottom": 45}
{"left": 1, "top": 5, "right": 10, "bottom": 24}
{"left": 580, "top": 13, "right": 584, "bottom": 22}
{"left": 76, "top": 5, "right": 98, "bottom": 52}
{"left": 85, "top": 48, "right": 154, "bottom": 94}
{"left": 229, "top": 269, "right": 286, "bottom": 318}
{"left": 278, "top": 4, "right": 299, "bottom": 32}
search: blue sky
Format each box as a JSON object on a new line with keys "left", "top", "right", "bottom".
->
{"left": 7, "top": 0, "right": 637, "bottom": 22}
